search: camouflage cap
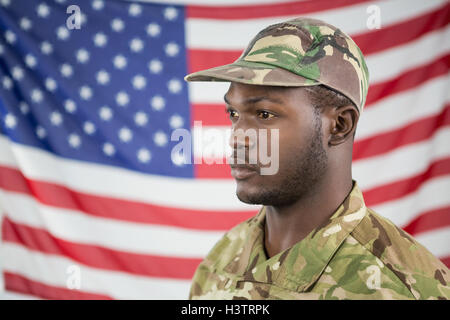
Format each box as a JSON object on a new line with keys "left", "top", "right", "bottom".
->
{"left": 185, "top": 17, "right": 370, "bottom": 112}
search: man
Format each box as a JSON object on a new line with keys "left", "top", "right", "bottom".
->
{"left": 184, "top": 17, "right": 449, "bottom": 299}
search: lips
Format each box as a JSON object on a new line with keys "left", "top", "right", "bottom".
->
{"left": 230, "top": 162, "right": 259, "bottom": 180}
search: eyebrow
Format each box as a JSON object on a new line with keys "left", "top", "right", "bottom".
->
{"left": 223, "top": 94, "right": 282, "bottom": 106}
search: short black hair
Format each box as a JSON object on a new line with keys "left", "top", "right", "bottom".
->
{"left": 305, "top": 85, "right": 358, "bottom": 139}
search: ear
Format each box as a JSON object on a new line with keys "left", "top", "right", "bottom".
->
{"left": 326, "top": 105, "right": 359, "bottom": 146}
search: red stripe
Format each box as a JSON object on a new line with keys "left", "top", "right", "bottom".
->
{"left": 4, "top": 272, "right": 113, "bottom": 300}
{"left": 351, "top": 4, "right": 450, "bottom": 55}
{"left": 354, "top": 103, "right": 450, "bottom": 160}
{"left": 440, "top": 256, "right": 450, "bottom": 268}
{"left": 192, "top": 103, "right": 230, "bottom": 127}
{"left": 365, "top": 53, "right": 449, "bottom": 107}
{"left": 2, "top": 217, "right": 201, "bottom": 279}
{"left": 195, "top": 159, "right": 232, "bottom": 179}
{"left": 186, "top": 0, "right": 371, "bottom": 20}
{"left": 0, "top": 165, "right": 256, "bottom": 230}
{"left": 402, "top": 206, "right": 450, "bottom": 235}
{"left": 187, "top": 9, "right": 449, "bottom": 72}
{"left": 363, "top": 157, "right": 450, "bottom": 206}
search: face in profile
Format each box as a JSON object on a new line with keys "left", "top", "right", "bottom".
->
{"left": 225, "top": 83, "right": 329, "bottom": 207}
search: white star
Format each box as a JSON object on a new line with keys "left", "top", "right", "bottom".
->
{"left": 83, "top": 121, "right": 96, "bottom": 135}
{"left": 154, "top": 131, "right": 168, "bottom": 147}
{"left": 20, "top": 17, "right": 32, "bottom": 31}
{"left": 113, "top": 54, "right": 127, "bottom": 69}
{"left": 56, "top": 26, "right": 70, "bottom": 40}
{"left": 31, "top": 88, "right": 43, "bottom": 103}
{"left": 4, "top": 113, "right": 17, "bottom": 129}
{"left": 92, "top": 0, "right": 104, "bottom": 10}
{"left": 96, "top": 69, "right": 110, "bottom": 85}
{"left": 129, "top": 37, "right": 144, "bottom": 52}
{"left": 5, "top": 30, "right": 16, "bottom": 44}
{"left": 132, "top": 74, "right": 146, "bottom": 90}
{"left": 12, "top": 66, "right": 24, "bottom": 81}
{"left": 2, "top": 76, "right": 12, "bottom": 90}
{"left": 0, "top": 44, "right": 4, "bottom": 55}
{"left": 164, "top": 7, "right": 178, "bottom": 21}
{"left": 19, "top": 102, "right": 29, "bottom": 115}
{"left": 45, "top": 78, "right": 57, "bottom": 92}
{"left": 1, "top": 0, "right": 10, "bottom": 7}
{"left": 165, "top": 42, "right": 179, "bottom": 57}
{"left": 80, "top": 12, "right": 87, "bottom": 26}
{"left": 129, "top": 4, "right": 142, "bottom": 16}
{"left": 148, "top": 59, "right": 163, "bottom": 74}
{"left": 93, "top": 32, "right": 107, "bottom": 47}
{"left": 50, "top": 111, "right": 63, "bottom": 126}
{"left": 64, "top": 99, "right": 77, "bottom": 113}
{"left": 25, "top": 54, "right": 37, "bottom": 68}
{"left": 111, "top": 18, "right": 125, "bottom": 32}
{"left": 60, "top": 63, "right": 73, "bottom": 77}
{"left": 118, "top": 127, "right": 133, "bottom": 142}
{"left": 37, "top": 3, "right": 50, "bottom": 18}
{"left": 36, "top": 125, "right": 46, "bottom": 139}
{"left": 150, "top": 95, "right": 165, "bottom": 111}
{"left": 79, "top": 85, "right": 93, "bottom": 100}
{"left": 99, "top": 106, "right": 113, "bottom": 121}
{"left": 103, "top": 142, "right": 115, "bottom": 156}
{"left": 41, "top": 41, "right": 53, "bottom": 55}
{"left": 168, "top": 78, "right": 182, "bottom": 94}
{"left": 116, "top": 91, "right": 129, "bottom": 106}
{"left": 76, "top": 48, "right": 90, "bottom": 63}
{"left": 134, "top": 111, "right": 148, "bottom": 126}
{"left": 146, "top": 23, "right": 160, "bottom": 37}
{"left": 137, "top": 148, "right": 151, "bottom": 163}
{"left": 68, "top": 133, "right": 81, "bottom": 148}
{"left": 169, "top": 114, "right": 184, "bottom": 129}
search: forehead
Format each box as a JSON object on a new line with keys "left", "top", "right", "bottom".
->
{"left": 225, "top": 82, "right": 313, "bottom": 109}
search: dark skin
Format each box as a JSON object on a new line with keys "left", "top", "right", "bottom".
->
{"left": 224, "top": 82, "right": 359, "bottom": 258}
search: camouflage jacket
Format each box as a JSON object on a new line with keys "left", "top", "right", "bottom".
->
{"left": 189, "top": 181, "right": 450, "bottom": 300}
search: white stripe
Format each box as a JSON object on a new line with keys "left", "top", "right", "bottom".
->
{"left": 0, "top": 190, "right": 223, "bottom": 258}
{"left": 0, "top": 291, "right": 39, "bottom": 300}
{"left": 0, "top": 135, "right": 255, "bottom": 211}
{"left": 414, "top": 227, "right": 450, "bottom": 259}
{"left": 367, "top": 26, "right": 450, "bottom": 85}
{"left": 353, "top": 127, "right": 450, "bottom": 190}
{"left": 370, "top": 175, "right": 450, "bottom": 230}
{"left": 356, "top": 75, "right": 450, "bottom": 140}
{"left": 186, "top": 0, "right": 446, "bottom": 49}
{"left": 0, "top": 243, "right": 191, "bottom": 299}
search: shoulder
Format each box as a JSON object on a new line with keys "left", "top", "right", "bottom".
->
{"left": 350, "top": 207, "right": 450, "bottom": 299}
{"left": 200, "top": 213, "right": 260, "bottom": 270}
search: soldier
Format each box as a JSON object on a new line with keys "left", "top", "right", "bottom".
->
{"left": 184, "top": 17, "right": 450, "bottom": 300}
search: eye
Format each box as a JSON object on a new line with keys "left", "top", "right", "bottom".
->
{"left": 258, "top": 110, "right": 275, "bottom": 120}
{"left": 226, "top": 109, "right": 239, "bottom": 120}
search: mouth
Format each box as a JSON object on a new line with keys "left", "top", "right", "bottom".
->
{"left": 230, "top": 163, "right": 259, "bottom": 180}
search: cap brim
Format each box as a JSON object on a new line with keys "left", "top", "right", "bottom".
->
{"left": 184, "top": 60, "right": 320, "bottom": 87}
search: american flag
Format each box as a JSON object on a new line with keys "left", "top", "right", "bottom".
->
{"left": 0, "top": 0, "right": 448, "bottom": 299}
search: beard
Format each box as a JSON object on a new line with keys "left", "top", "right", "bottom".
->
{"left": 236, "top": 110, "right": 328, "bottom": 207}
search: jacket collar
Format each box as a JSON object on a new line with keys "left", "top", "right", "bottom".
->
{"left": 225, "top": 180, "right": 367, "bottom": 292}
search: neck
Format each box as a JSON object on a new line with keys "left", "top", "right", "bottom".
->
{"left": 264, "top": 167, "right": 353, "bottom": 258}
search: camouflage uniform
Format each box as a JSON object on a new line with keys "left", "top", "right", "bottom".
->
{"left": 189, "top": 181, "right": 450, "bottom": 300}
{"left": 185, "top": 18, "right": 450, "bottom": 299}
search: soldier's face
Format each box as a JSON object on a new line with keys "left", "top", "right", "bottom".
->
{"left": 225, "top": 82, "right": 328, "bottom": 206}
